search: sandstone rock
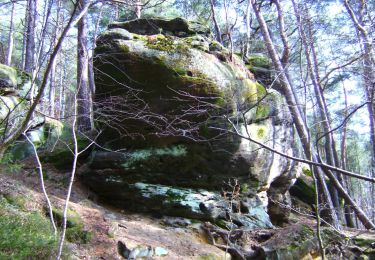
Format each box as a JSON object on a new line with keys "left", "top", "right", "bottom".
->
{"left": 83, "top": 18, "right": 298, "bottom": 227}
{"left": 109, "top": 17, "right": 210, "bottom": 37}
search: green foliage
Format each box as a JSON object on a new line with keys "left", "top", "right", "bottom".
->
{"left": 0, "top": 196, "right": 60, "bottom": 259}
{"left": 0, "top": 151, "right": 23, "bottom": 174}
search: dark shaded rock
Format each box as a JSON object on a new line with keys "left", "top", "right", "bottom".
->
{"left": 289, "top": 173, "right": 315, "bottom": 208}
{"left": 109, "top": 17, "right": 210, "bottom": 37}
{"left": 267, "top": 162, "right": 300, "bottom": 226}
{"left": 162, "top": 216, "right": 192, "bottom": 227}
{"left": 245, "top": 54, "right": 272, "bottom": 87}
{"left": 84, "top": 17, "right": 299, "bottom": 227}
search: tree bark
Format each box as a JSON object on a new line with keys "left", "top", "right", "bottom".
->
{"left": 343, "top": 0, "right": 375, "bottom": 176}
{"left": 6, "top": 0, "right": 16, "bottom": 66}
{"left": 244, "top": 0, "right": 251, "bottom": 57}
{"left": 77, "top": 0, "right": 92, "bottom": 131}
{"left": 251, "top": 0, "right": 375, "bottom": 230}
{"left": 135, "top": 0, "right": 141, "bottom": 18}
{"left": 209, "top": 0, "right": 222, "bottom": 44}
{"left": 292, "top": 0, "right": 345, "bottom": 223}
{"left": 24, "top": 0, "right": 37, "bottom": 73}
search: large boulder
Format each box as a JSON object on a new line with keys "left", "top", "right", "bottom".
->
{"left": 82, "top": 18, "right": 298, "bottom": 228}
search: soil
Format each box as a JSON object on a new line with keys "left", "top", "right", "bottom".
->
{"left": 1, "top": 158, "right": 374, "bottom": 260}
{"left": 0, "top": 159, "right": 228, "bottom": 260}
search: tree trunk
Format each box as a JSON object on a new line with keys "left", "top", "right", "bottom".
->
{"left": 77, "top": 0, "right": 92, "bottom": 131}
{"left": 343, "top": 0, "right": 375, "bottom": 223}
{"left": 252, "top": 0, "right": 375, "bottom": 230}
{"left": 292, "top": 0, "right": 345, "bottom": 223}
{"left": 59, "top": 59, "right": 66, "bottom": 119}
{"left": 135, "top": 0, "right": 141, "bottom": 18}
{"left": 24, "top": 0, "right": 37, "bottom": 73}
{"left": 341, "top": 82, "right": 356, "bottom": 228}
{"left": 209, "top": 0, "right": 222, "bottom": 44}
{"left": 244, "top": 0, "right": 251, "bottom": 57}
{"left": 6, "top": 0, "right": 16, "bottom": 66}
{"left": 49, "top": 0, "right": 63, "bottom": 117}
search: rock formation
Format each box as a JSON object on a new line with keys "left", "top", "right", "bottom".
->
{"left": 82, "top": 18, "right": 299, "bottom": 228}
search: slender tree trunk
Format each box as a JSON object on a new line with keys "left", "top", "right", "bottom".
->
{"left": 343, "top": 0, "right": 375, "bottom": 223}
{"left": 343, "top": 0, "right": 375, "bottom": 168}
{"left": 87, "top": 5, "right": 102, "bottom": 97}
{"left": 252, "top": 0, "right": 338, "bottom": 228}
{"left": 0, "top": 0, "right": 92, "bottom": 161}
{"left": 292, "top": 0, "right": 345, "bottom": 223}
{"left": 56, "top": 94, "right": 79, "bottom": 260}
{"left": 209, "top": 0, "right": 222, "bottom": 44}
{"left": 340, "top": 82, "right": 356, "bottom": 228}
{"left": 252, "top": 0, "right": 375, "bottom": 229}
{"left": 49, "top": 0, "right": 62, "bottom": 117}
{"left": 135, "top": 0, "right": 141, "bottom": 18}
{"left": 77, "top": 0, "right": 92, "bottom": 131}
{"left": 24, "top": 0, "right": 37, "bottom": 73}
{"left": 21, "top": 2, "right": 28, "bottom": 70}
{"left": 6, "top": 0, "right": 16, "bottom": 66}
{"left": 244, "top": 0, "right": 251, "bottom": 57}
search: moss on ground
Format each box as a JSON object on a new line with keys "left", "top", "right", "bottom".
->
{"left": 0, "top": 196, "right": 64, "bottom": 259}
{"left": 49, "top": 207, "right": 92, "bottom": 244}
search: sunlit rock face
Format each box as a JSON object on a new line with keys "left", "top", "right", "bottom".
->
{"left": 83, "top": 17, "right": 298, "bottom": 228}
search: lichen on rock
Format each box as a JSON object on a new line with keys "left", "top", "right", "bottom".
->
{"left": 84, "top": 17, "right": 298, "bottom": 229}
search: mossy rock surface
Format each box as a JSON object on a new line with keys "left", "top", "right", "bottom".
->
{"left": 290, "top": 176, "right": 315, "bottom": 207}
{"left": 245, "top": 54, "right": 272, "bottom": 86}
{"left": 0, "top": 63, "right": 32, "bottom": 97}
{"left": 89, "top": 17, "right": 297, "bottom": 226}
{"left": 48, "top": 207, "right": 91, "bottom": 244}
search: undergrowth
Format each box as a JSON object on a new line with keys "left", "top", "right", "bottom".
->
{"left": 0, "top": 196, "right": 62, "bottom": 259}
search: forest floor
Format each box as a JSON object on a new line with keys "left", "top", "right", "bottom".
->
{"left": 0, "top": 159, "right": 228, "bottom": 259}
{"left": 0, "top": 158, "right": 374, "bottom": 259}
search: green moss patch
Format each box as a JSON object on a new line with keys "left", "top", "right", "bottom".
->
{"left": 0, "top": 63, "right": 18, "bottom": 88}
{"left": 48, "top": 207, "right": 91, "bottom": 244}
{"left": 289, "top": 178, "right": 315, "bottom": 206}
{"left": 122, "top": 145, "right": 187, "bottom": 169}
{"left": 246, "top": 54, "right": 271, "bottom": 70}
{"left": 0, "top": 196, "right": 62, "bottom": 259}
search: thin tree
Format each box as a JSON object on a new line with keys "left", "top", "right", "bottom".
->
{"left": 24, "top": 0, "right": 36, "bottom": 73}
{"left": 5, "top": 0, "right": 16, "bottom": 66}
{"left": 0, "top": 0, "right": 93, "bottom": 162}
{"left": 343, "top": 0, "right": 375, "bottom": 222}
{"left": 209, "top": 0, "right": 223, "bottom": 44}
{"left": 250, "top": 0, "right": 375, "bottom": 229}
{"left": 77, "top": 0, "right": 93, "bottom": 131}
